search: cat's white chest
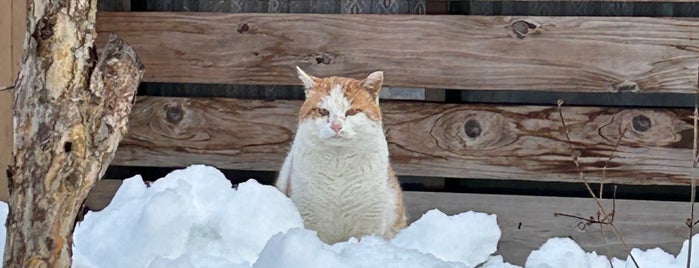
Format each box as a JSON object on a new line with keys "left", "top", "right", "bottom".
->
{"left": 284, "top": 122, "right": 398, "bottom": 243}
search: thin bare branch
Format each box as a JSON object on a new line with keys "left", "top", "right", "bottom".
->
{"left": 556, "top": 100, "right": 640, "bottom": 268}
{"left": 687, "top": 63, "right": 699, "bottom": 268}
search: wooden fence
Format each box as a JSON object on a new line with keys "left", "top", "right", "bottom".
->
{"left": 3, "top": 0, "right": 699, "bottom": 265}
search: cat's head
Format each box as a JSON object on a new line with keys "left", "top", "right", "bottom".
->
{"left": 296, "top": 66, "right": 384, "bottom": 142}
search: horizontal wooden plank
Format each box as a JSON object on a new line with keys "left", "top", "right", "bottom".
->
{"left": 96, "top": 12, "right": 699, "bottom": 93}
{"left": 86, "top": 180, "right": 691, "bottom": 266}
{"left": 114, "top": 97, "right": 695, "bottom": 185}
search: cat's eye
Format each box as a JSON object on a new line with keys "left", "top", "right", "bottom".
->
{"left": 316, "top": 108, "right": 329, "bottom": 117}
{"left": 345, "top": 109, "right": 361, "bottom": 117}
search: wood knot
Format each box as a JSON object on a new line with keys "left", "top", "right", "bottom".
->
{"left": 315, "top": 54, "right": 332, "bottom": 64}
{"left": 613, "top": 80, "right": 640, "bottom": 92}
{"left": 464, "top": 119, "right": 482, "bottom": 138}
{"left": 300, "top": 53, "right": 336, "bottom": 65}
{"left": 165, "top": 105, "right": 184, "bottom": 124}
{"left": 632, "top": 114, "right": 651, "bottom": 132}
{"left": 237, "top": 23, "right": 250, "bottom": 33}
{"left": 511, "top": 19, "right": 539, "bottom": 39}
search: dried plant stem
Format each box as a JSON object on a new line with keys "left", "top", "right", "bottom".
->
{"left": 687, "top": 92, "right": 698, "bottom": 268}
{"left": 556, "top": 100, "right": 640, "bottom": 268}
{"left": 599, "top": 126, "right": 627, "bottom": 259}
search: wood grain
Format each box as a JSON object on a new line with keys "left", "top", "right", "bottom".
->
{"left": 84, "top": 180, "right": 691, "bottom": 266}
{"left": 96, "top": 12, "right": 699, "bottom": 93}
{"left": 113, "top": 97, "right": 696, "bottom": 185}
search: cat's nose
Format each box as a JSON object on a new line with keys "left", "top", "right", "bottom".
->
{"left": 330, "top": 120, "right": 343, "bottom": 133}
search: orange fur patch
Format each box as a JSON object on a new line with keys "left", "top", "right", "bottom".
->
{"left": 388, "top": 166, "right": 407, "bottom": 233}
{"left": 299, "top": 76, "right": 382, "bottom": 122}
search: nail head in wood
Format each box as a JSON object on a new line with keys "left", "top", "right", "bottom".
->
{"left": 464, "top": 119, "right": 482, "bottom": 138}
{"left": 632, "top": 114, "right": 651, "bottom": 132}
{"left": 165, "top": 105, "right": 184, "bottom": 124}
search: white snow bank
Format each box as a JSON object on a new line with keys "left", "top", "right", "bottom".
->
{"left": 254, "top": 209, "right": 505, "bottom": 268}
{"left": 610, "top": 234, "right": 699, "bottom": 268}
{"left": 73, "top": 165, "right": 304, "bottom": 268}
{"left": 0, "top": 165, "right": 696, "bottom": 267}
{"left": 72, "top": 165, "right": 505, "bottom": 268}
{"left": 525, "top": 237, "right": 611, "bottom": 268}
{"left": 392, "top": 209, "right": 500, "bottom": 266}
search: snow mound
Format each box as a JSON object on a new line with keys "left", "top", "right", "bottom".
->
{"left": 0, "top": 165, "right": 693, "bottom": 267}
{"left": 254, "top": 209, "right": 504, "bottom": 268}
{"left": 392, "top": 209, "right": 501, "bottom": 266}
{"left": 525, "top": 237, "right": 610, "bottom": 268}
{"left": 72, "top": 165, "right": 303, "bottom": 268}
{"left": 71, "top": 165, "right": 505, "bottom": 267}
{"left": 610, "top": 234, "right": 699, "bottom": 268}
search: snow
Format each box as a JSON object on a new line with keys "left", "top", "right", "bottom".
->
{"left": 0, "top": 165, "right": 697, "bottom": 267}
{"left": 391, "top": 209, "right": 500, "bottom": 266}
{"left": 525, "top": 237, "right": 611, "bottom": 268}
{"left": 73, "top": 165, "right": 304, "bottom": 268}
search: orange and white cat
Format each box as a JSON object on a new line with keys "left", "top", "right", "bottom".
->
{"left": 275, "top": 67, "right": 406, "bottom": 244}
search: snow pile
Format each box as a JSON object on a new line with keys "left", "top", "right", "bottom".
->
{"left": 610, "top": 235, "right": 699, "bottom": 268}
{"left": 72, "top": 165, "right": 507, "bottom": 268}
{"left": 525, "top": 238, "right": 611, "bottom": 268}
{"left": 254, "top": 211, "right": 506, "bottom": 268}
{"left": 73, "top": 165, "right": 304, "bottom": 268}
{"left": 392, "top": 210, "right": 500, "bottom": 266}
{"left": 0, "top": 165, "right": 698, "bottom": 267}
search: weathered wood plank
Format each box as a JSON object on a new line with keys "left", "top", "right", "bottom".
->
{"left": 113, "top": 97, "right": 695, "bottom": 185}
{"left": 96, "top": 12, "right": 699, "bottom": 93}
{"left": 84, "top": 180, "right": 690, "bottom": 266}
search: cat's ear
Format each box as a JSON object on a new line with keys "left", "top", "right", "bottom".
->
{"left": 362, "top": 71, "right": 383, "bottom": 102}
{"left": 296, "top": 66, "right": 316, "bottom": 97}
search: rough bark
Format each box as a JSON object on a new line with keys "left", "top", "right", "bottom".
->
{"left": 4, "top": 0, "right": 144, "bottom": 266}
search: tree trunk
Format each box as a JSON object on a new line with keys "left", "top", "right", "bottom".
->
{"left": 4, "top": 0, "right": 144, "bottom": 266}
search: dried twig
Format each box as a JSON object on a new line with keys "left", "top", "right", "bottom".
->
{"left": 687, "top": 73, "right": 699, "bottom": 268}
{"left": 0, "top": 85, "right": 15, "bottom": 91}
{"left": 556, "top": 100, "right": 640, "bottom": 268}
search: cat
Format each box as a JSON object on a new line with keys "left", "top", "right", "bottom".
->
{"left": 275, "top": 67, "right": 406, "bottom": 244}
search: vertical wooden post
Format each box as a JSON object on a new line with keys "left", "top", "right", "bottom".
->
{"left": 3, "top": 0, "right": 144, "bottom": 266}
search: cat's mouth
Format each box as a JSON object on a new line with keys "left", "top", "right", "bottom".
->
{"left": 324, "top": 133, "right": 350, "bottom": 142}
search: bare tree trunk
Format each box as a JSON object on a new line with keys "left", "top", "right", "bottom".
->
{"left": 3, "top": 0, "right": 144, "bottom": 266}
